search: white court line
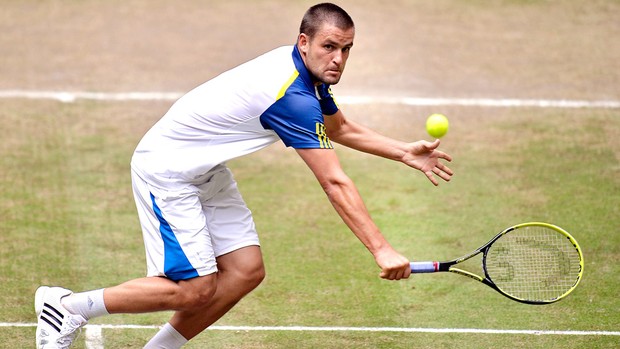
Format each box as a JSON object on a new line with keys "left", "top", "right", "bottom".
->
{"left": 0, "top": 90, "right": 619, "bottom": 108}
{"left": 3, "top": 322, "right": 619, "bottom": 336}
{"left": 85, "top": 325, "right": 104, "bottom": 349}
{"left": 0, "top": 90, "right": 183, "bottom": 103}
{"left": 6, "top": 322, "right": 620, "bottom": 349}
{"left": 339, "top": 95, "right": 620, "bottom": 109}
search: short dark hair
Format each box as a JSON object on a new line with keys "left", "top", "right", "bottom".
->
{"left": 299, "top": 3, "right": 354, "bottom": 38}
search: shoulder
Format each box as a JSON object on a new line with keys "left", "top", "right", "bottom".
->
{"left": 241, "top": 45, "right": 296, "bottom": 74}
{"left": 268, "top": 87, "right": 321, "bottom": 122}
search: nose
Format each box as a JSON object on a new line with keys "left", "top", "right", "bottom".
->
{"left": 332, "top": 51, "right": 343, "bottom": 66}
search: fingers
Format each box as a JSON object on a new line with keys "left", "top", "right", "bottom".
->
{"left": 425, "top": 171, "right": 439, "bottom": 186}
{"left": 376, "top": 250, "right": 411, "bottom": 281}
{"left": 428, "top": 145, "right": 454, "bottom": 184}
{"left": 426, "top": 161, "right": 453, "bottom": 186}
{"left": 379, "top": 263, "right": 412, "bottom": 280}
{"left": 436, "top": 149, "right": 453, "bottom": 163}
{"left": 418, "top": 139, "right": 440, "bottom": 152}
{"left": 433, "top": 163, "right": 453, "bottom": 180}
{"left": 406, "top": 139, "right": 454, "bottom": 185}
{"left": 424, "top": 140, "right": 452, "bottom": 163}
{"left": 380, "top": 267, "right": 411, "bottom": 280}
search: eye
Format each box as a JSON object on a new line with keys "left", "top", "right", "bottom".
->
{"left": 324, "top": 44, "right": 334, "bottom": 51}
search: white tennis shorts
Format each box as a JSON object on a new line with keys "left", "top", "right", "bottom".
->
{"left": 131, "top": 165, "right": 260, "bottom": 281}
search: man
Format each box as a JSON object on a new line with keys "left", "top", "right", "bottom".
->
{"left": 35, "top": 3, "right": 453, "bottom": 348}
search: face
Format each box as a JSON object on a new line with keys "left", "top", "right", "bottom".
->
{"left": 298, "top": 23, "right": 354, "bottom": 85}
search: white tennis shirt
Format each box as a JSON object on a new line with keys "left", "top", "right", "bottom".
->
{"left": 131, "top": 45, "right": 339, "bottom": 188}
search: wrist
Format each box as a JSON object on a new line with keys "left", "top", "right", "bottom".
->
{"left": 369, "top": 242, "right": 394, "bottom": 258}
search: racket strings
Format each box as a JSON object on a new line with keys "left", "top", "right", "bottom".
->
{"left": 485, "top": 226, "right": 582, "bottom": 302}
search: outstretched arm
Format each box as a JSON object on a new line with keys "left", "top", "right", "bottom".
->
{"left": 296, "top": 147, "right": 411, "bottom": 280}
{"left": 324, "top": 110, "right": 453, "bottom": 185}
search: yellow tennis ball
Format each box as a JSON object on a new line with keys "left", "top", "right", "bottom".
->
{"left": 426, "top": 113, "right": 449, "bottom": 138}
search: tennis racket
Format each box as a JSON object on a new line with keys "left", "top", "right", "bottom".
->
{"left": 410, "top": 222, "right": 584, "bottom": 304}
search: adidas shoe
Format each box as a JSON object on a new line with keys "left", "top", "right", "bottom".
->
{"left": 35, "top": 286, "right": 88, "bottom": 349}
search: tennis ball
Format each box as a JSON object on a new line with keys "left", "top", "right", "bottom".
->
{"left": 426, "top": 113, "right": 449, "bottom": 138}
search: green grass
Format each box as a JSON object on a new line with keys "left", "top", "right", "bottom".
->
{"left": 1, "top": 99, "right": 617, "bottom": 348}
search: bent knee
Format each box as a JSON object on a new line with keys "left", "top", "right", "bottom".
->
{"left": 175, "top": 275, "right": 217, "bottom": 309}
{"left": 246, "top": 260, "right": 266, "bottom": 285}
{"left": 228, "top": 261, "right": 266, "bottom": 292}
{"left": 249, "top": 263, "right": 266, "bottom": 287}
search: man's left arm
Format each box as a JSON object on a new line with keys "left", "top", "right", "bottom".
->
{"left": 324, "top": 110, "right": 454, "bottom": 186}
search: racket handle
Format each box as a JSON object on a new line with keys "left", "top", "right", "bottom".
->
{"left": 410, "top": 261, "right": 439, "bottom": 273}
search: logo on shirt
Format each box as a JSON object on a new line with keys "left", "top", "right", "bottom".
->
{"left": 315, "top": 123, "right": 333, "bottom": 149}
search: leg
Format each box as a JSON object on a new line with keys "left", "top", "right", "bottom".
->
{"left": 168, "top": 245, "right": 265, "bottom": 340}
{"left": 36, "top": 267, "right": 220, "bottom": 349}
{"left": 48, "top": 246, "right": 256, "bottom": 348}
{"left": 103, "top": 246, "right": 262, "bottom": 317}
{"left": 158, "top": 167, "right": 266, "bottom": 339}
{"left": 102, "top": 273, "right": 217, "bottom": 314}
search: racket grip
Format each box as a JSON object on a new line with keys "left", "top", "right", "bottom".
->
{"left": 410, "top": 261, "right": 439, "bottom": 273}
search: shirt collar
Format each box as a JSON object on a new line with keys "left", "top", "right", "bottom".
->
{"left": 292, "top": 45, "right": 322, "bottom": 91}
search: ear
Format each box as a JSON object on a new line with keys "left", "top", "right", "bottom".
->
{"left": 297, "top": 33, "right": 309, "bottom": 54}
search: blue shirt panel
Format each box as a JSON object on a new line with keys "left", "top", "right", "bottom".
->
{"left": 317, "top": 84, "right": 339, "bottom": 116}
{"left": 260, "top": 46, "right": 338, "bottom": 149}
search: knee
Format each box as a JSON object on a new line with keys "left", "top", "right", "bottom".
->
{"left": 230, "top": 261, "right": 266, "bottom": 293}
{"left": 249, "top": 263, "right": 266, "bottom": 289}
{"left": 176, "top": 276, "right": 217, "bottom": 310}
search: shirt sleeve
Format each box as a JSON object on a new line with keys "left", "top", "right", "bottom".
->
{"left": 260, "top": 91, "right": 334, "bottom": 149}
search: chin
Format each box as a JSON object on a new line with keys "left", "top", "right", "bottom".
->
{"left": 322, "top": 75, "right": 342, "bottom": 85}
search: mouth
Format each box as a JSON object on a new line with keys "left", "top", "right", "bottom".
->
{"left": 326, "top": 69, "right": 341, "bottom": 76}
{"left": 323, "top": 71, "right": 342, "bottom": 84}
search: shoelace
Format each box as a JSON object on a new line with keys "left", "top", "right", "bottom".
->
{"left": 55, "top": 316, "right": 86, "bottom": 348}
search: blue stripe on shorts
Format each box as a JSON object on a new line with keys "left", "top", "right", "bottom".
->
{"left": 150, "top": 193, "right": 199, "bottom": 281}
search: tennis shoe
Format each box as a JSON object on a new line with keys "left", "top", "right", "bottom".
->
{"left": 35, "top": 286, "right": 87, "bottom": 349}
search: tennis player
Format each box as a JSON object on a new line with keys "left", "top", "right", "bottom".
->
{"left": 35, "top": 3, "right": 453, "bottom": 348}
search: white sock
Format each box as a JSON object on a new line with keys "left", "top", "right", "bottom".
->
{"left": 61, "top": 288, "right": 109, "bottom": 320}
{"left": 144, "top": 323, "right": 188, "bottom": 349}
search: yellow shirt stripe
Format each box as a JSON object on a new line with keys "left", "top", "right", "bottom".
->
{"left": 276, "top": 71, "right": 300, "bottom": 100}
{"left": 315, "top": 122, "right": 333, "bottom": 149}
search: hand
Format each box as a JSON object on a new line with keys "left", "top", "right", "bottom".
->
{"left": 374, "top": 247, "right": 411, "bottom": 280}
{"left": 402, "top": 139, "right": 453, "bottom": 186}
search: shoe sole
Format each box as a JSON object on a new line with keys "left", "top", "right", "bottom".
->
{"left": 34, "top": 286, "right": 49, "bottom": 317}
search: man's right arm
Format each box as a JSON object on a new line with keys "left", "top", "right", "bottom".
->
{"left": 295, "top": 147, "right": 411, "bottom": 280}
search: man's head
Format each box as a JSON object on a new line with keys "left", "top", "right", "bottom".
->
{"left": 297, "top": 3, "right": 355, "bottom": 85}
